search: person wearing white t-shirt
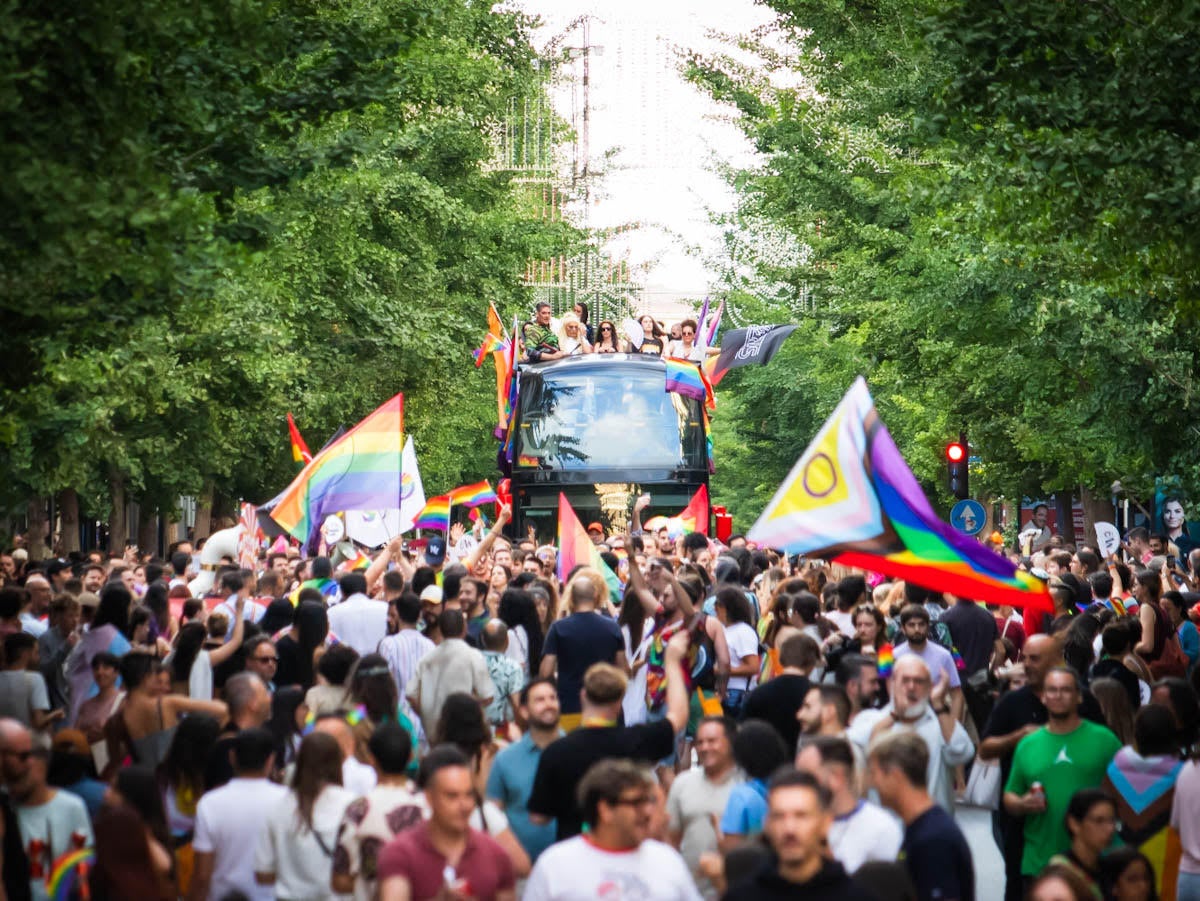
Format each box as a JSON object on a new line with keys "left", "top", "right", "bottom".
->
{"left": 893, "top": 604, "right": 964, "bottom": 721}
{"left": 255, "top": 732, "right": 358, "bottom": 901}
{"left": 326, "top": 572, "right": 389, "bottom": 657}
{"left": 796, "top": 735, "right": 901, "bottom": 873}
{"left": 192, "top": 727, "right": 288, "bottom": 901}
{"left": 524, "top": 758, "right": 702, "bottom": 901}
{"left": 713, "top": 588, "right": 760, "bottom": 720}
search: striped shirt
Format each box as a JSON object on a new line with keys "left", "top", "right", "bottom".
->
{"left": 379, "top": 628, "right": 435, "bottom": 743}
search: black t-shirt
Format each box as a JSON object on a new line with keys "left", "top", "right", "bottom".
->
{"left": 527, "top": 719, "right": 675, "bottom": 840}
{"left": 940, "top": 601, "right": 999, "bottom": 675}
{"left": 741, "top": 674, "right": 811, "bottom": 752}
{"left": 982, "top": 684, "right": 1106, "bottom": 786}
{"left": 542, "top": 612, "right": 624, "bottom": 715}
{"left": 724, "top": 858, "right": 878, "bottom": 901}
{"left": 1090, "top": 657, "right": 1141, "bottom": 709}
{"left": 902, "top": 805, "right": 975, "bottom": 901}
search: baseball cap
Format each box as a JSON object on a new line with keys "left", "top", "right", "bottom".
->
{"left": 45, "top": 559, "right": 71, "bottom": 578}
{"left": 419, "top": 585, "right": 444, "bottom": 605}
{"left": 424, "top": 535, "right": 446, "bottom": 566}
{"left": 586, "top": 522, "right": 604, "bottom": 536}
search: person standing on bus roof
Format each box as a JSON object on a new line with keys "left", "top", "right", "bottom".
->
{"left": 667, "top": 319, "right": 719, "bottom": 362}
{"left": 556, "top": 313, "right": 592, "bottom": 356}
{"left": 524, "top": 302, "right": 564, "bottom": 362}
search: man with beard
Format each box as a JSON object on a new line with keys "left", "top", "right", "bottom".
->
{"left": 980, "top": 633, "right": 1107, "bottom": 901}
{"left": 487, "top": 679, "right": 563, "bottom": 864}
{"left": 524, "top": 760, "right": 699, "bottom": 901}
{"left": 721, "top": 769, "right": 877, "bottom": 900}
{"left": 849, "top": 654, "right": 974, "bottom": 814}
{"left": 1003, "top": 666, "right": 1121, "bottom": 884}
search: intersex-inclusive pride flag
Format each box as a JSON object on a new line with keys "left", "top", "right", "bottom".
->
{"left": 748, "top": 378, "right": 1052, "bottom": 613}
{"left": 271, "top": 394, "right": 405, "bottom": 541}
{"left": 413, "top": 495, "right": 451, "bottom": 532}
{"left": 557, "top": 493, "right": 622, "bottom": 600}
{"left": 287, "top": 412, "right": 313, "bottom": 466}
{"left": 449, "top": 480, "right": 498, "bottom": 508}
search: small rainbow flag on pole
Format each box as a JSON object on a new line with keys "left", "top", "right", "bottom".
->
{"left": 748, "top": 378, "right": 1052, "bottom": 613}
{"left": 413, "top": 495, "right": 451, "bottom": 532}
{"left": 473, "top": 332, "right": 507, "bottom": 367}
{"left": 557, "top": 493, "right": 622, "bottom": 600}
{"left": 449, "top": 480, "right": 499, "bottom": 508}
{"left": 287, "top": 412, "right": 312, "bottom": 466}
{"left": 270, "top": 394, "right": 405, "bottom": 541}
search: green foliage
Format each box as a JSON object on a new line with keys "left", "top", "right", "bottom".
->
{"left": 694, "top": 0, "right": 1200, "bottom": 523}
{"left": 0, "top": 0, "right": 578, "bottom": 530}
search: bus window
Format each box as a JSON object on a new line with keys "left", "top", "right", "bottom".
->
{"left": 516, "top": 363, "right": 705, "bottom": 471}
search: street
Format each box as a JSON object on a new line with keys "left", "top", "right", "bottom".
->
{"left": 957, "top": 803, "right": 1005, "bottom": 901}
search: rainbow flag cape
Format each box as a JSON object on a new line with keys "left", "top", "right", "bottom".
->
{"left": 287, "top": 412, "right": 312, "bottom": 466}
{"left": 748, "top": 378, "right": 1052, "bottom": 613}
{"left": 270, "top": 394, "right": 405, "bottom": 541}
{"left": 557, "top": 493, "right": 622, "bottom": 600}
{"left": 414, "top": 494, "right": 451, "bottom": 532}
{"left": 449, "top": 480, "right": 498, "bottom": 508}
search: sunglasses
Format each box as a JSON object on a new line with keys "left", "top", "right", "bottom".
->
{"left": 253, "top": 655, "right": 279, "bottom": 664}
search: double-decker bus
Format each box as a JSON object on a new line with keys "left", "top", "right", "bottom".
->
{"left": 506, "top": 354, "right": 709, "bottom": 538}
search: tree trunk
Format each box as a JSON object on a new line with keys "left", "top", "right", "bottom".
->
{"left": 59, "top": 489, "right": 81, "bottom": 555}
{"left": 137, "top": 506, "right": 160, "bottom": 558}
{"left": 1078, "top": 485, "right": 1115, "bottom": 552}
{"left": 108, "top": 473, "right": 128, "bottom": 555}
{"left": 1053, "top": 492, "right": 1075, "bottom": 544}
{"left": 25, "top": 496, "right": 50, "bottom": 561}
{"left": 193, "top": 484, "right": 213, "bottom": 542}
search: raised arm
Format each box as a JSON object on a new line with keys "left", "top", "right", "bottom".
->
{"left": 206, "top": 597, "right": 246, "bottom": 669}
{"left": 366, "top": 537, "right": 409, "bottom": 594}
{"left": 624, "top": 533, "right": 660, "bottom": 619}
{"left": 464, "top": 505, "right": 513, "bottom": 572}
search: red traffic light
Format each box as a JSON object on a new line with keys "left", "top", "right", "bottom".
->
{"left": 946, "top": 442, "right": 966, "bottom": 463}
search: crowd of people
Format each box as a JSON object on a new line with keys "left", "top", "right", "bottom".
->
{"left": 2, "top": 508, "right": 1200, "bottom": 900}
{"left": 520, "top": 301, "right": 720, "bottom": 362}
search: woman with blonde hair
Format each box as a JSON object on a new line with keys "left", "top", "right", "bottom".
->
{"left": 556, "top": 311, "right": 592, "bottom": 355}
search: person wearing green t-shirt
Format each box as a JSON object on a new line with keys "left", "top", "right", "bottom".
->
{"left": 1003, "top": 666, "right": 1123, "bottom": 878}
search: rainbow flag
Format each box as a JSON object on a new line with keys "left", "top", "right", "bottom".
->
{"left": 557, "top": 493, "right": 622, "bottom": 600}
{"left": 877, "top": 643, "right": 894, "bottom": 679}
{"left": 414, "top": 494, "right": 451, "bottom": 532}
{"left": 338, "top": 549, "right": 372, "bottom": 572}
{"left": 748, "top": 378, "right": 1052, "bottom": 613}
{"left": 468, "top": 507, "right": 488, "bottom": 527}
{"left": 704, "top": 298, "right": 725, "bottom": 347}
{"left": 449, "top": 480, "right": 498, "bottom": 508}
{"left": 287, "top": 412, "right": 312, "bottom": 466}
{"left": 676, "top": 485, "right": 710, "bottom": 535}
{"left": 473, "top": 332, "right": 507, "bottom": 367}
{"left": 270, "top": 394, "right": 405, "bottom": 541}
{"left": 665, "top": 357, "right": 707, "bottom": 401}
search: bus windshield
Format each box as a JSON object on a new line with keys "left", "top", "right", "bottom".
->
{"left": 515, "top": 362, "right": 706, "bottom": 471}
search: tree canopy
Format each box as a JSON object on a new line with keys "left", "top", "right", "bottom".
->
{"left": 694, "top": 0, "right": 1200, "bottom": 524}
{"left": 1, "top": 0, "right": 577, "bottom": 544}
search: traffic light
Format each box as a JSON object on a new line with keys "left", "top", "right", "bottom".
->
{"left": 946, "top": 434, "right": 969, "bottom": 500}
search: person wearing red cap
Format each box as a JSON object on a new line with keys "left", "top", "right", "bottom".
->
{"left": 586, "top": 522, "right": 605, "bottom": 545}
